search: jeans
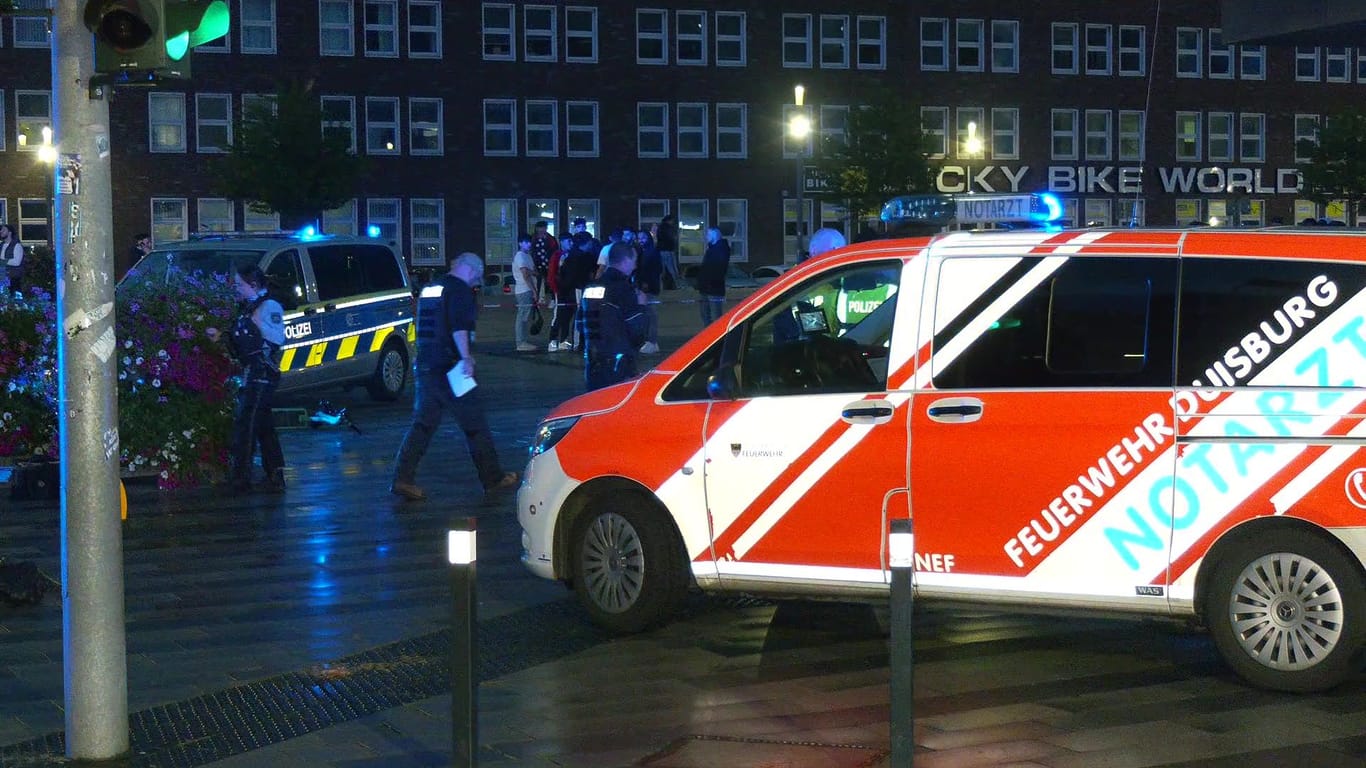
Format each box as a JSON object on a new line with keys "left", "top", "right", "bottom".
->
{"left": 699, "top": 294, "right": 725, "bottom": 326}
{"left": 549, "top": 286, "right": 578, "bottom": 344}
{"left": 514, "top": 290, "right": 534, "bottom": 345}
{"left": 229, "top": 368, "right": 284, "bottom": 483}
{"left": 392, "top": 370, "right": 505, "bottom": 489}
{"left": 659, "top": 251, "right": 679, "bottom": 288}
{"left": 643, "top": 293, "right": 659, "bottom": 343}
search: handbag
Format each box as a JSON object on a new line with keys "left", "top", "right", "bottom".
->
{"left": 529, "top": 304, "right": 544, "bottom": 335}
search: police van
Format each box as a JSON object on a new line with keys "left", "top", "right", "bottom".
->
{"left": 121, "top": 230, "right": 415, "bottom": 400}
{"left": 517, "top": 226, "right": 1366, "bottom": 692}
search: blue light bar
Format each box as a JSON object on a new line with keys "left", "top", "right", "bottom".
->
{"left": 298, "top": 225, "right": 318, "bottom": 240}
{"left": 366, "top": 225, "right": 381, "bottom": 238}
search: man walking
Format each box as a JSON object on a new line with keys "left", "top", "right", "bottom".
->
{"left": 697, "top": 226, "right": 730, "bottom": 326}
{"left": 512, "top": 233, "right": 538, "bottom": 352}
{"left": 391, "top": 252, "right": 518, "bottom": 501}
{"left": 579, "top": 243, "right": 647, "bottom": 391}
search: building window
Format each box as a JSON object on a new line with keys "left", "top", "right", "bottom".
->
{"left": 716, "top": 103, "right": 747, "bottom": 158}
{"left": 565, "top": 6, "right": 597, "bottom": 62}
{"left": 241, "top": 0, "right": 276, "bottom": 53}
{"left": 321, "top": 95, "right": 356, "bottom": 153}
{"left": 151, "top": 198, "right": 188, "bottom": 243}
{"left": 483, "top": 98, "right": 516, "bottom": 156}
{"left": 365, "top": 96, "right": 399, "bottom": 154}
{"left": 525, "top": 199, "right": 557, "bottom": 236}
{"left": 715, "top": 11, "right": 746, "bottom": 66}
{"left": 242, "top": 92, "right": 277, "bottom": 118}
{"left": 1358, "top": 50, "right": 1366, "bottom": 81}
{"left": 323, "top": 199, "right": 357, "bottom": 235}
{"left": 367, "top": 199, "right": 401, "bottom": 250}
{"left": 1295, "top": 114, "right": 1319, "bottom": 162}
{"left": 847, "top": 15, "right": 884, "bottom": 70}
{"left": 0, "top": 92, "right": 7, "bottom": 151}
{"left": 955, "top": 108, "right": 984, "bottom": 157}
{"left": 1051, "top": 22, "right": 1077, "bottom": 74}
{"left": 14, "top": 89, "right": 49, "bottom": 151}
{"left": 566, "top": 100, "right": 599, "bottom": 157}
{"left": 13, "top": 0, "right": 49, "bottom": 47}
{"left": 1176, "top": 199, "right": 1203, "bottom": 226}
{"left": 525, "top": 99, "right": 558, "bottom": 156}
{"left": 990, "top": 108, "right": 1018, "bottom": 160}
{"left": 677, "top": 103, "right": 707, "bottom": 158}
{"left": 410, "top": 198, "right": 445, "bottom": 266}
{"left": 782, "top": 104, "right": 812, "bottom": 157}
{"left": 1176, "top": 27, "right": 1201, "bottom": 77}
{"left": 243, "top": 204, "right": 279, "bottom": 232}
{"left": 637, "top": 102, "right": 668, "bottom": 157}
{"left": 1241, "top": 45, "right": 1266, "bottom": 79}
{"left": 1208, "top": 111, "right": 1233, "bottom": 162}
{"left": 149, "top": 92, "right": 186, "bottom": 153}
{"left": 820, "top": 14, "right": 849, "bottom": 69}
{"left": 319, "top": 0, "right": 354, "bottom": 56}
{"left": 568, "top": 199, "right": 600, "bottom": 238}
{"left": 677, "top": 9, "right": 706, "bottom": 65}
{"left": 677, "top": 199, "right": 708, "bottom": 262}
{"left": 784, "top": 13, "right": 812, "bottom": 67}
{"left": 637, "top": 9, "right": 666, "bottom": 64}
{"left": 1084, "top": 110, "right": 1112, "bottom": 161}
{"left": 16, "top": 198, "right": 48, "bottom": 246}
{"left": 1050, "top": 109, "right": 1077, "bottom": 160}
{"left": 409, "top": 0, "right": 441, "bottom": 58}
{"left": 482, "top": 3, "right": 514, "bottom": 60}
{"left": 1176, "top": 111, "right": 1201, "bottom": 161}
{"left": 1327, "top": 46, "right": 1351, "bottom": 82}
{"left": 195, "top": 93, "right": 231, "bottom": 153}
{"left": 364, "top": 0, "right": 398, "bottom": 57}
{"left": 483, "top": 199, "right": 516, "bottom": 264}
{"left": 1084, "top": 23, "right": 1111, "bottom": 75}
{"left": 409, "top": 97, "right": 442, "bottom": 155}
{"left": 524, "top": 4, "right": 557, "bottom": 62}
{"left": 990, "top": 20, "right": 1018, "bottom": 73}
{"left": 638, "top": 199, "right": 670, "bottom": 235}
{"left": 922, "top": 106, "right": 948, "bottom": 158}
{"left": 1208, "top": 28, "right": 1233, "bottom": 78}
{"left": 1296, "top": 47, "right": 1320, "bottom": 81}
{"left": 820, "top": 104, "right": 848, "bottom": 146}
{"left": 1083, "top": 198, "right": 1112, "bottom": 227}
{"left": 1118, "top": 110, "right": 1144, "bottom": 161}
{"left": 1118, "top": 25, "right": 1145, "bottom": 75}
{"left": 1119, "top": 198, "right": 1145, "bottom": 227}
{"left": 920, "top": 18, "right": 947, "bottom": 71}
{"left": 955, "top": 19, "right": 983, "bottom": 72}
{"left": 1240, "top": 113, "right": 1265, "bottom": 162}
{"left": 197, "top": 198, "right": 234, "bottom": 233}
{"left": 717, "top": 199, "right": 748, "bottom": 262}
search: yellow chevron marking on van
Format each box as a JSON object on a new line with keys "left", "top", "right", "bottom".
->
{"left": 336, "top": 334, "right": 360, "bottom": 360}
{"left": 279, "top": 348, "right": 297, "bottom": 371}
{"left": 306, "top": 342, "right": 328, "bottom": 367}
{"left": 371, "top": 326, "right": 394, "bottom": 353}
{"left": 406, "top": 322, "right": 416, "bottom": 343}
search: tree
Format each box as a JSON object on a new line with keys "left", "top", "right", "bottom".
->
{"left": 213, "top": 80, "right": 366, "bottom": 227}
{"left": 1297, "top": 109, "right": 1366, "bottom": 224}
{"left": 811, "top": 91, "right": 936, "bottom": 221}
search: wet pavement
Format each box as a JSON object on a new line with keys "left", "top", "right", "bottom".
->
{"left": 2, "top": 293, "right": 1365, "bottom": 767}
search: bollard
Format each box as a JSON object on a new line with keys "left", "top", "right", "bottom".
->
{"left": 448, "top": 518, "right": 478, "bottom": 768}
{"left": 888, "top": 517, "right": 914, "bottom": 767}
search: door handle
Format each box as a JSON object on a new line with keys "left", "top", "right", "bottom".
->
{"left": 927, "top": 404, "right": 981, "bottom": 417}
{"left": 842, "top": 405, "right": 893, "bottom": 419}
{"left": 926, "top": 397, "right": 984, "bottom": 424}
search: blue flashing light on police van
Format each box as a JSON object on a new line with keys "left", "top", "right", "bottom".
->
{"left": 1035, "top": 192, "right": 1063, "bottom": 223}
{"left": 298, "top": 225, "right": 318, "bottom": 240}
{"left": 367, "top": 225, "right": 381, "bottom": 238}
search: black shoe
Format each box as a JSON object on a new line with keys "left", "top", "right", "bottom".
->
{"left": 261, "top": 471, "right": 286, "bottom": 494}
{"left": 484, "top": 472, "right": 519, "bottom": 493}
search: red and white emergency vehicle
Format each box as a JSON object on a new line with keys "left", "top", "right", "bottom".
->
{"left": 517, "top": 227, "right": 1366, "bottom": 692}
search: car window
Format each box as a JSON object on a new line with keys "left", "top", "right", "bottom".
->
{"left": 307, "top": 243, "right": 404, "bottom": 302}
{"left": 265, "top": 249, "right": 305, "bottom": 311}
{"left": 120, "top": 249, "right": 265, "bottom": 285}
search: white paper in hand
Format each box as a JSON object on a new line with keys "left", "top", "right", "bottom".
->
{"left": 447, "top": 364, "right": 477, "bottom": 397}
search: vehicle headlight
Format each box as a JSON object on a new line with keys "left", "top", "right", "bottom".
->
{"left": 530, "top": 416, "right": 580, "bottom": 457}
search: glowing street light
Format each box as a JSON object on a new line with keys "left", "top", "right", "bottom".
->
{"left": 963, "top": 121, "right": 983, "bottom": 195}
{"left": 788, "top": 85, "right": 812, "bottom": 260}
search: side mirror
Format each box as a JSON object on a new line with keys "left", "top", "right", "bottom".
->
{"left": 706, "top": 364, "right": 739, "bottom": 400}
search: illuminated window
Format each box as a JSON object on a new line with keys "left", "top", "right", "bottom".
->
{"left": 922, "top": 106, "right": 948, "bottom": 158}
{"left": 566, "top": 100, "right": 599, "bottom": 157}
{"left": 525, "top": 99, "right": 558, "bottom": 156}
{"left": 638, "top": 102, "right": 668, "bottom": 158}
{"left": 524, "top": 4, "right": 556, "bottom": 61}
{"left": 955, "top": 107, "right": 984, "bottom": 157}
{"left": 1208, "top": 112, "right": 1233, "bottom": 163}
{"left": 565, "top": 6, "right": 597, "bottom": 63}
{"left": 1084, "top": 109, "right": 1112, "bottom": 161}
{"left": 990, "top": 20, "right": 1017, "bottom": 73}
{"left": 409, "top": 97, "right": 442, "bottom": 155}
{"left": 568, "top": 199, "right": 599, "bottom": 238}
{"left": 676, "top": 199, "right": 708, "bottom": 262}
{"left": 1296, "top": 47, "right": 1320, "bottom": 81}
{"left": 482, "top": 3, "right": 514, "bottom": 60}
{"left": 1239, "top": 113, "right": 1265, "bottom": 162}
{"left": 319, "top": 0, "right": 354, "bottom": 56}
{"left": 1084, "top": 23, "right": 1111, "bottom": 75}
{"left": 1175, "top": 27, "right": 1201, "bottom": 77}
{"left": 784, "top": 13, "right": 812, "bottom": 67}
{"left": 149, "top": 92, "right": 186, "bottom": 153}
{"left": 151, "top": 198, "right": 188, "bottom": 243}
{"left": 195, "top": 94, "right": 231, "bottom": 153}
{"left": 1118, "top": 111, "right": 1144, "bottom": 161}
{"left": 716, "top": 11, "right": 746, "bottom": 66}
{"left": 1208, "top": 28, "right": 1232, "bottom": 78}
{"left": 241, "top": 0, "right": 276, "bottom": 54}
{"left": 365, "top": 96, "right": 399, "bottom": 155}
{"left": 716, "top": 104, "right": 747, "bottom": 158}
{"left": 197, "top": 198, "right": 234, "bottom": 233}
{"left": 409, "top": 1, "right": 441, "bottom": 58}
{"left": 1294, "top": 114, "right": 1319, "bottom": 162}
{"left": 483, "top": 98, "right": 516, "bottom": 156}
{"left": 321, "top": 95, "right": 356, "bottom": 154}
{"left": 1051, "top": 22, "right": 1077, "bottom": 74}
{"left": 637, "top": 9, "right": 666, "bottom": 64}
{"left": 677, "top": 103, "right": 707, "bottom": 158}
{"left": 15, "top": 89, "right": 50, "bottom": 152}
{"left": 364, "top": 0, "right": 398, "bottom": 57}
{"left": 1175, "top": 111, "right": 1201, "bottom": 161}
{"left": 677, "top": 10, "right": 706, "bottom": 65}
{"left": 857, "top": 16, "right": 885, "bottom": 70}
{"left": 782, "top": 104, "right": 812, "bottom": 157}
{"left": 410, "top": 199, "right": 445, "bottom": 266}
{"left": 1051, "top": 109, "right": 1077, "bottom": 160}
{"left": 920, "top": 18, "right": 947, "bottom": 71}
{"left": 1118, "top": 25, "right": 1145, "bottom": 76}
{"left": 956, "top": 19, "right": 983, "bottom": 72}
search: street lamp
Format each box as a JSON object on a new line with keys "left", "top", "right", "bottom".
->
{"left": 38, "top": 126, "right": 57, "bottom": 248}
{"left": 788, "top": 85, "right": 811, "bottom": 261}
{"left": 962, "top": 121, "right": 983, "bottom": 195}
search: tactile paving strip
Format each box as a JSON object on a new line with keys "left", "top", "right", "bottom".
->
{"left": 0, "top": 597, "right": 606, "bottom": 768}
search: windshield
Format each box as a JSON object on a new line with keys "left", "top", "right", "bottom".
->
{"left": 120, "top": 249, "right": 267, "bottom": 285}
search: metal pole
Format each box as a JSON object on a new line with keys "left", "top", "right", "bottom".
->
{"left": 888, "top": 518, "right": 915, "bottom": 767}
{"left": 795, "top": 155, "right": 806, "bottom": 260}
{"left": 449, "top": 519, "right": 478, "bottom": 767}
{"left": 52, "top": 5, "right": 129, "bottom": 761}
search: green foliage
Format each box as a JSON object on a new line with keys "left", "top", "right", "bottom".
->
{"left": 1296, "top": 110, "right": 1366, "bottom": 222}
{"left": 212, "top": 80, "right": 367, "bottom": 224}
{"left": 22, "top": 244, "right": 54, "bottom": 295}
{"left": 811, "top": 90, "right": 936, "bottom": 219}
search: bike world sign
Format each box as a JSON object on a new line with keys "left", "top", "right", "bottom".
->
{"left": 935, "top": 165, "right": 1304, "bottom": 196}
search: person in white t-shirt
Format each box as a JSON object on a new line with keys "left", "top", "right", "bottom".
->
{"left": 511, "top": 233, "right": 538, "bottom": 352}
{"left": 0, "top": 223, "right": 24, "bottom": 293}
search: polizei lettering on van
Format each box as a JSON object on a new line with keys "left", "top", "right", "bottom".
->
{"left": 285, "top": 321, "right": 313, "bottom": 340}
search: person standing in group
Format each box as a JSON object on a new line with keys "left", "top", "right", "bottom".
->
{"left": 128, "top": 232, "right": 153, "bottom": 266}
{"left": 390, "top": 251, "right": 518, "bottom": 501}
{"left": 697, "top": 226, "right": 731, "bottom": 326}
{"left": 530, "top": 220, "right": 556, "bottom": 301}
{"left": 656, "top": 214, "right": 679, "bottom": 290}
{"left": 1, "top": 223, "right": 25, "bottom": 293}
{"left": 553, "top": 218, "right": 599, "bottom": 350}
{"left": 634, "top": 228, "right": 663, "bottom": 355}
{"left": 512, "top": 232, "right": 538, "bottom": 352}
{"left": 205, "top": 266, "right": 287, "bottom": 494}
{"left": 579, "top": 242, "right": 647, "bottom": 391}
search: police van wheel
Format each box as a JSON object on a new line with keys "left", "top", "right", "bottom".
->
{"left": 366, "top": 343, "right": 408, "bottom": 401}
{"left": 571, "top": 495, "right": 686, "bottom": 634}
{"left": 1206, "top": 531, "right": 1366, "bottom": 692}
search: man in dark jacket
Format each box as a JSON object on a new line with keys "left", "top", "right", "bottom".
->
{"left": 656, "top": 214, "right": 679, "bottom": 289}
{"left": 579, "top": 242, "right": 647, "bottom": 391}
{"left": 697, "top": 226, "right": 730, "bottom": 326}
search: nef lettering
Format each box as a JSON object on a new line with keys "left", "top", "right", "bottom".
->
{"left": 914, "top": 553, "right": 956, "bottom": 573}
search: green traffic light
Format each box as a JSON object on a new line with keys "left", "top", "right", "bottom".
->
{"left": 163, "top": 0, "right": 230, "bottom": 60}
{"left": 166, "top": 30, "right": 189, "bottom": 60}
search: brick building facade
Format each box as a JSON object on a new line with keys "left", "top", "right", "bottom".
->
{"left": 0, "top": 1, "right": 1358, "bottom": 277}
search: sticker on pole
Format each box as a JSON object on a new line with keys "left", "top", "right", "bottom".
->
{"left": 58, "top": 153, "right": 82, "bottom": 196}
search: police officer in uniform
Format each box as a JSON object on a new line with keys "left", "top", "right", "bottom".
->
{"left": 579, "top": 242, "right": 647, "bottom": 391}
{"left": 390, "top": 251, "right": 518, "bottom": 501}
{"left": 208, "top": 265, "right": 287, "bottom": 493}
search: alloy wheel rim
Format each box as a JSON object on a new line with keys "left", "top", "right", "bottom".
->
{"left": 1228, "top": 552, "right": 1344, "bottom": 671}
{"left": 382, "top": 351, "right": 404, "bottom": 392}
{"left": 581, "top": 512, "right": 644, "bottom": 614}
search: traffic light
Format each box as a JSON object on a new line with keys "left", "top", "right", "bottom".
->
{"left": 84, "top": 0, "right": 229, "bottom": 80}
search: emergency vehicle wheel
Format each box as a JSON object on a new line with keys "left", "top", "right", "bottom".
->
{"left": 1206, "top": 532, "right": 1366, "bottom": 692}
{"left": 571, "top": 496, "right": 686, "bottom": 634}
{"left": 366, "top": 342, "right": 408, "bottom": 401}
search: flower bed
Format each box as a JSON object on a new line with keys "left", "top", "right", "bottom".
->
{"left": 1, "top": 271, "right": 240, "bottom": 488}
